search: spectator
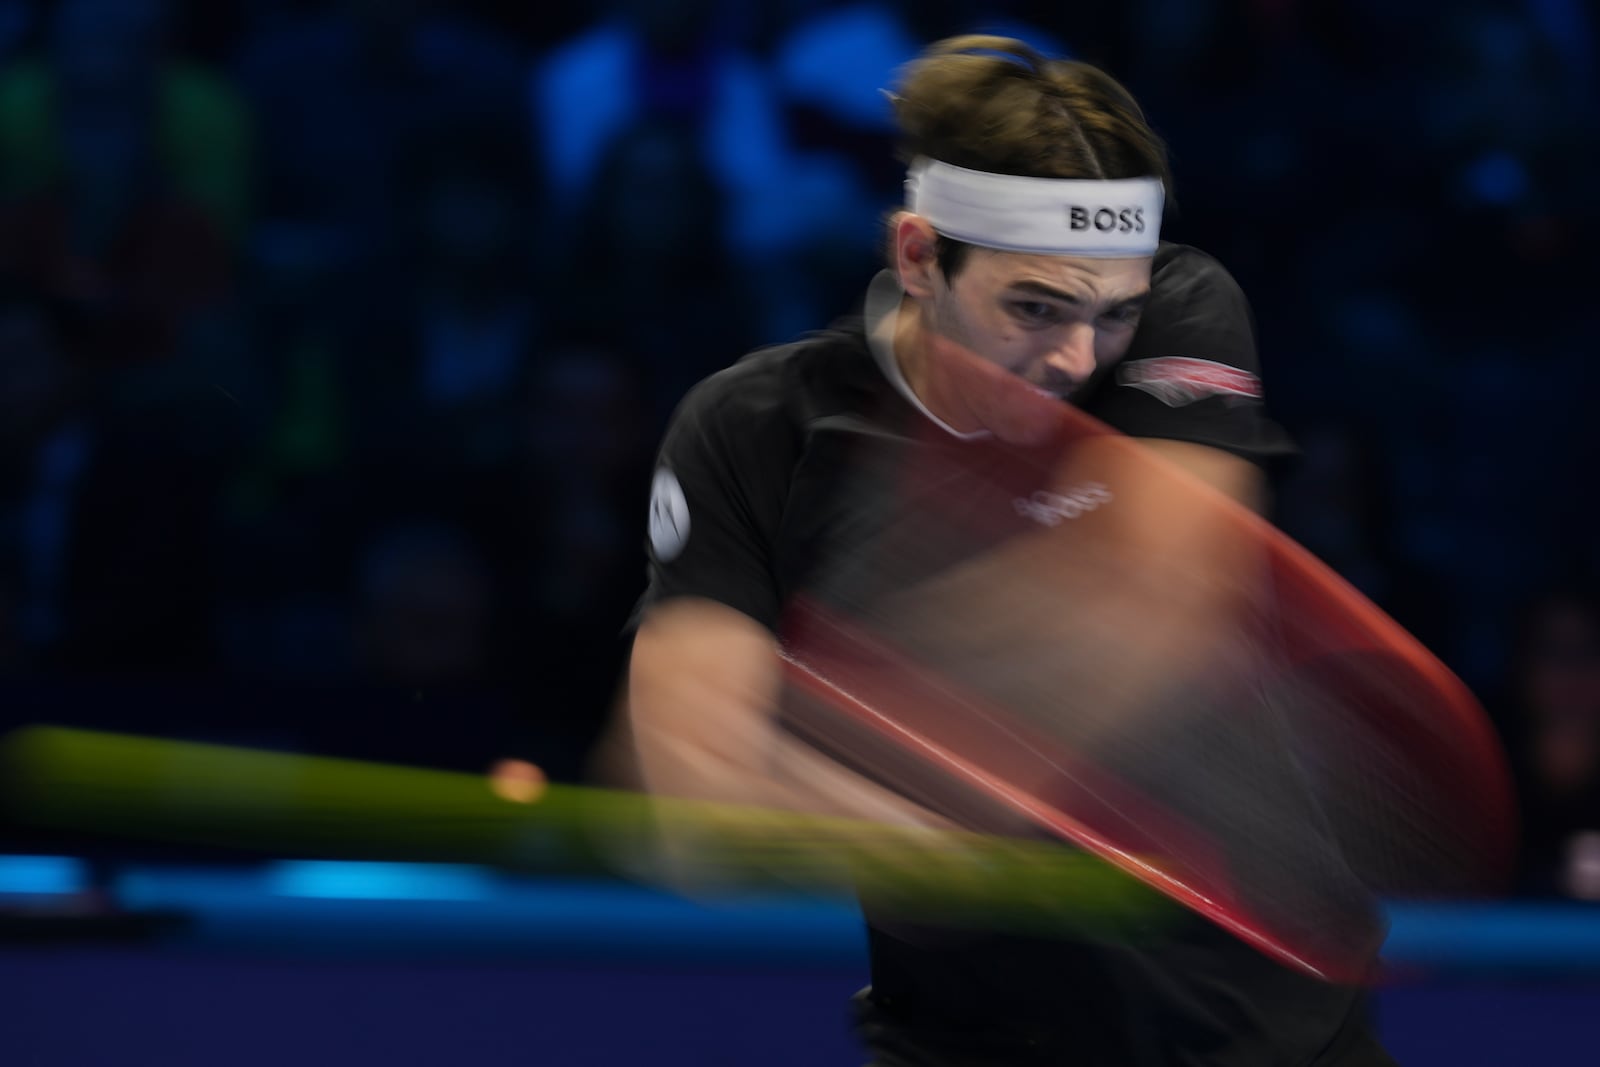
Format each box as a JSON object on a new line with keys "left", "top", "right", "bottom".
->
{"left": 1501, "top": 586, "right": 1600, "bottom": 899}
{"left": 353, "top": 520, "right": 494, "bottom": 689}
{"left": 0, "top": 0, "right": 249, "bottom": 367}
{"left": 766, "top": 0, "right": 1067, "bottom": 335}
{"left": 0, "top": 280, "right": 221, "bottom": 675}
{"left": 487, "top": 344, "right": 656, "bottom": 782}
{"left": 531, "top": 0, "right": 862, "bottom": 288}
{"left": 217, "top": 119, "right": 544, "bottom": 683}
{"left": 0, "top": 284, "right": 86, "bottom": 669}
{"left": 233, "top": 0, "right": 526, "bottom": 282}
{"left": 1417, "top": 2, "right": 1597, "bottom": 338}
{"left": 549, "top": 117, "right": 762, "bottom": 409}
{"left": 348, "top": 122, "right": 545, "bottom": 486}
{"left": 0, "top": 0, "right": 32, "bottom": 65}
{"left": 531, "top": 0, "right": 777, "bottom": 231}
{"left": 344, "top": 517, "right": 521, "bottom": 773}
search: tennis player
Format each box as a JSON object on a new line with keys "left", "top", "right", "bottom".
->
{"left": 623, "top": 35, "right": 1396, "bottom": 1066}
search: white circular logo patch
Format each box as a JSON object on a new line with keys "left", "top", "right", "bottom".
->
{"left": 648, "top": 468, "right": 690, "bottom": 561}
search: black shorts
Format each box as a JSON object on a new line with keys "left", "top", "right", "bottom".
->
{"left": 855, "top": 914, "right": 1397, "bottom": 1067}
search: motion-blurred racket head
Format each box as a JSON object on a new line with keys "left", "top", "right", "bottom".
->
{"left": 775, "top": 391, "right": 1517, "bottom": 983}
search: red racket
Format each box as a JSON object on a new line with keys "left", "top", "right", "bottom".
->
{"left": 775, "top": 382, "right": 1516, "bottom": 984}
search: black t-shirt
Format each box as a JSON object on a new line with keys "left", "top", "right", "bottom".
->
{"left": 640, "top": 243, "right": 1294, "bottom": 628}
{"left": 635, "top": 245, "right": 1392, "bottom": 1065}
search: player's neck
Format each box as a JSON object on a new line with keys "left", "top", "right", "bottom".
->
{"left": 894, "top": 300, "right": 984, "bottom": 435}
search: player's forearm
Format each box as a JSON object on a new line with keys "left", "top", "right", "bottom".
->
{"left": 627, "top": 598, "right": 949, "bottom": 828}
{"left": 765, "top": 727, "right": 957, "bottom": 829}
{"left": 632, "top": 709, "right": 947, "bottom": 828}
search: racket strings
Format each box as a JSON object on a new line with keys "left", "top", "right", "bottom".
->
{"left": 778, "top": 421, "right": 1512, "bottom": 979}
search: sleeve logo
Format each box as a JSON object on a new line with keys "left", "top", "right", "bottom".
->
{"left": 1013, "top": 483, "right": 1113, "bottom": 527}
{"left": 1117, "top": 356, "right": 1263, "bottom": 407}
{"left": 648, "top": 468, "right": 690, "bottom": 562}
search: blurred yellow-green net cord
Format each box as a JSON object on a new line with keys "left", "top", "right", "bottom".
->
{"left": 0, "top": 725, "right": 1173, "bottom": 938}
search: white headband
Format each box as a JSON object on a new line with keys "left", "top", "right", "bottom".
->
{"left": 905, "top": 157, "right": 1164, "bottom": 257}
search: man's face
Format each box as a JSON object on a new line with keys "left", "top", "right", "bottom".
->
{"left": 898, "top": 220, "right": 1153, "bottom": 443}
{"left": 928, "top": 246, "right": 1151, "bottom": 398}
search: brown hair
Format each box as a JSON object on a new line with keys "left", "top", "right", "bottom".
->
{"left": 889, "top": 35, "right": 1172, "bottom": 276}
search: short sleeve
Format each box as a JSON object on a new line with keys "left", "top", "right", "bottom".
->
{"left": 1080, "top": 245, "right": 1297, "bottom": 468}
{"left": 633, "top": 367, "right": 798, "bottom": 634}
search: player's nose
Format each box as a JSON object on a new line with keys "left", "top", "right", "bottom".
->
{"left": 1042, "top": 323, "right": 1097, "bottom": 391}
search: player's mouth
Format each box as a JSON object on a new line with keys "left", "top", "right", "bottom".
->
{"left": 1020, "top": 377, "right": 1072, "bottom": 402}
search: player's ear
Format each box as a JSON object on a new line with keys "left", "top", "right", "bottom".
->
{"left": 893, "top": 212, "right": 942, "bottom": 300}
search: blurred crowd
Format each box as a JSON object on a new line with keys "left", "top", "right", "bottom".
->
{"left": 0, "top": 0, "right": 1595, "bottom": 896}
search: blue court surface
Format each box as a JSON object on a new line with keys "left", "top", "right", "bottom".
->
{"left": 2, "top": 859, "right": 1597, "bottom": 1066}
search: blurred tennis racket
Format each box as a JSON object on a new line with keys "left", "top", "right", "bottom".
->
{"left": 775, "top": 364, "right": 1516, "bottom": 984}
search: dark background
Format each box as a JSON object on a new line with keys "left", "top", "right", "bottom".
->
{"left": 0, "top": 0, "right": 1596, "bottom": 899}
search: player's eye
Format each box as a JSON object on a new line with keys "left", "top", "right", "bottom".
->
{"left": 1010, "top": 301, "right": 1060, "bottom": 324}
{"left": 1100, "top": 305, "right": 1143, "bottom": 328}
